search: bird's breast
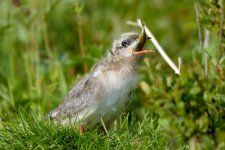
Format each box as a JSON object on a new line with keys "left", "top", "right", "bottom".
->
{"left": 75, "top": 65, "right": 138, "bottom": 127}
{"left": 94, "top": 68, "right": 138, "bottom": 120}
{"left": 103, "top": 68, "right": 137, "bottom": 91}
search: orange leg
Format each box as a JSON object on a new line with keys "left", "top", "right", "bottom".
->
{"left": 79, "top": 124, "right": 84, "bottom": 135}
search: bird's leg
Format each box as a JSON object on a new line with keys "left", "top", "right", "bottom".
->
{"left": 79, "top": 124, "right": 84, "bottom": 135}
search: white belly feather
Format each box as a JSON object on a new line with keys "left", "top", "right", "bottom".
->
{"left": 88, "top": 69, "right": 137, "bottom": 126}
{"left": 62, "top": 68, "right": 138, "bottom": 127}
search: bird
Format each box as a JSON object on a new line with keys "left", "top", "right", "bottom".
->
{"left": 48, "top": 28, "right": 152, "bottom": 133}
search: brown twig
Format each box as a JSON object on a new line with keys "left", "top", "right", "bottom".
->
{"left": 194, "top": 3, "right": 203, "bottom": 51}
{"left": 194, "top": 3, "right": 210, "bottom": 78}
{"left": 75, "top": 3, "right": 88, "bottom": 73}
{"left": 216, "top": 3, "right": 224, "bottom": 76}
{"left": 203, "top": 29, "right": 210, "bottom": 77}
{"left": 44, "top": 23, "right": 52, "bottom": 59}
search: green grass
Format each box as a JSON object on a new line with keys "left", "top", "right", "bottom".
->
{"left": 0, "top": 112, "right": 170, "bottom": 149}
{"left": 0, "top": 0, "right": 225, "bottom": 149}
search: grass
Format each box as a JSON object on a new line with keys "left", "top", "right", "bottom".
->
{"left": 0, "top": 112, "right": 170, "bottom": 149}
{"left": 0, "top": 0, "right": 224, "bottom": 149}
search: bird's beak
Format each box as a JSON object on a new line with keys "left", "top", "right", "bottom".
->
{"left": 129, "top": 28, "right": 154, "bottom": 55}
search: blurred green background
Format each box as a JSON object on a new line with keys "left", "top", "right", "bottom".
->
{"left": 0, "top": 0, "right": 224, "bottom": 149}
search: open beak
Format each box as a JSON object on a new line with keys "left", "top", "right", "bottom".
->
{"left": 129, "top": 27, "right": 154, "bottom": 55}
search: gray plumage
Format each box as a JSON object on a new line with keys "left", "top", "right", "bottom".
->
{"left": 48, "top": 32, "right": 145, "bottom": 127}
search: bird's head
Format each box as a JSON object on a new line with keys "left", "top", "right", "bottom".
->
{"left": 110, "top": 28, "right": 150, "bottom": 58}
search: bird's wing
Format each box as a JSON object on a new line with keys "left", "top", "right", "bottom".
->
{"left": 49, "top": 74, "right": 104, "bottom": 120}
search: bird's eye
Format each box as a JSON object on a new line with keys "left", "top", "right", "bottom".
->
{"left": 122, "top": 39, "right": 131, "bottom": 47}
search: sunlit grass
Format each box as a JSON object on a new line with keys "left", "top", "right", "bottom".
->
{"left": 0, "top": 112, "right": 170, "bottom": 149}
